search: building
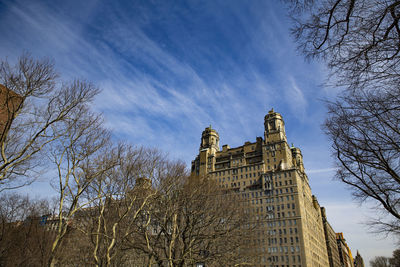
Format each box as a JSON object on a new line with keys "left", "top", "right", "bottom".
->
{"left": 321, "top": 207, "right": 341, "bottom": 267}
{"left": 353, "top": 251, "right": 365, "bottom": 267}
{"left": 191, "top": 109, "right": 330, "bottom": 267}
{"left": 0, "top": 84, "right": 22, "bottom": 133}
{"left": 336, "top": 232, "right": 354, "bottom": 267}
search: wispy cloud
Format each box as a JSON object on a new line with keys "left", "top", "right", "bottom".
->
{"left": 285, "top": 77, "right": 308, "bottom": 120}
{"left": 307, "top": 167, "right": 337, "bottom": 174}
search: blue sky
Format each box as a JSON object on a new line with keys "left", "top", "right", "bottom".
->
{"left": 0, "top": 0, "right": 395, "bottom": 264}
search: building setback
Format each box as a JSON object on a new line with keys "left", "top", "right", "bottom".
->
{"left": 191, "top": 109, "right": 334, "bottom": 267}
{"left": 321, "top": 207, "right": 341, "bottom": 267}
{"left": 337, "top": 232, "right": 354, "bottom": 267}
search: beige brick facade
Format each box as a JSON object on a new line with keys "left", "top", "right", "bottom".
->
{"left": 191, "top": 109, "right": 331, "bottom": 267}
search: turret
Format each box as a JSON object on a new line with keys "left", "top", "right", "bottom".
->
{"left": 191, "top": 126, "right": 220, "bottom": 177}
{"left": 291, "top": 146, "right": 305, "bottom": 173}
{"left": 264, "top": 109, "right": 287, "bottom": 143}
{"left": 200, "top": 126, "right": 220, "bottom": 154}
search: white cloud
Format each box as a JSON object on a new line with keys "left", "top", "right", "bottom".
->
{"left": 285, "top": 77, "right": 308, "bottom": 120}
{"left": 307, "top": 167, "right": 337, "bottom": 174}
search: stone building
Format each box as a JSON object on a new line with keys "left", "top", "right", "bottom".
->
{"left": 0, "top": 84, "right": 22, "bottom": 134}
{"left": 321, "top": 207, "right": 341, "bottom": 267}
{"left": 336, "top": 232, "right": 354, "bottom": 267}
{"left": 191, "top": 109, "right": 331, "bottom": 267}
{"left": 353, "top": 251, "right": 365, "bottom": 267}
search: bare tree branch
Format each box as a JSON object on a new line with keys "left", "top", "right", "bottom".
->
{"left": 0, "top": 53, "right": 100, "bottom": 190}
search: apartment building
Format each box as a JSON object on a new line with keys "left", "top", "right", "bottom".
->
{"left": 191, "top": 109, "right": 330, "bottom": 267}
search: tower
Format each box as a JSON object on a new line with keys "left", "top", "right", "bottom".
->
{"left": 200, "top": 125, "right": 219, "bottom": 153}
{"left": 191, "top": 126, "right": 219, "bottom": 176}
{"left": 291, "top": 146, "right": 305, "bottom": 173}
{"left": 264, "top": 108, "right": 287, "bottom": 143}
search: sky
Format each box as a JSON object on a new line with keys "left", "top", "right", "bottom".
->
{"left": 0, "top": 0, "right": 396, "bottom": 264}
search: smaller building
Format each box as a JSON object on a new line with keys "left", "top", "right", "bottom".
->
{"left": 0, "top": 84, "right": 23, "bottom": 135}
{"left": 336, "top": 232, "right": 354, "bottom": 267}
{"left": 353, "top": 251, "right": 365, "bottom": 267}
{"left": 321, "top": 207, "right": 341, "bottom": 267}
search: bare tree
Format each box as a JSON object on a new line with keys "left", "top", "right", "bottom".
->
{"left": 324, "top": 87, "right": 400, "bottom": 234}
{"left": 130, "top": 174, "right": 260, "bottom": 267}
{"left": 390, "top": 249, "right": 400, "bottom": 266}
{"left": 370, "top": 256, "right": 392, "bottom": 267}
{"left": 0, "top": 193, "right": 55, "bottom": 266}
{"left": 0, "top": 53, "right": 99, "bottom": 191}
{"left": 286, "top": 0, "right": 400, "bottom": 90}
{"left": 285, "top": 0, "right": 400, "bottom": 234}
{"left": 47, "top": 106, "right": 116, "bottom": 267}
{"left": 75, "top": 146, "right": 163, "bottom": 267}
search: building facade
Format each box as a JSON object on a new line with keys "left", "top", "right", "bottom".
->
{"left": 353, "top": 251, "right": 365, "bottom": 267}
{"left": 336, "top": 232, "right": 354, "bottom": 267}
{"left": 0, "top": 84, "right": 22, "bottom": 135}
{"left": 191, "top": 109, "right": 330, "bottom": 267}
{"left": 321, "top": 207, "right": 341, "bottom": 267}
